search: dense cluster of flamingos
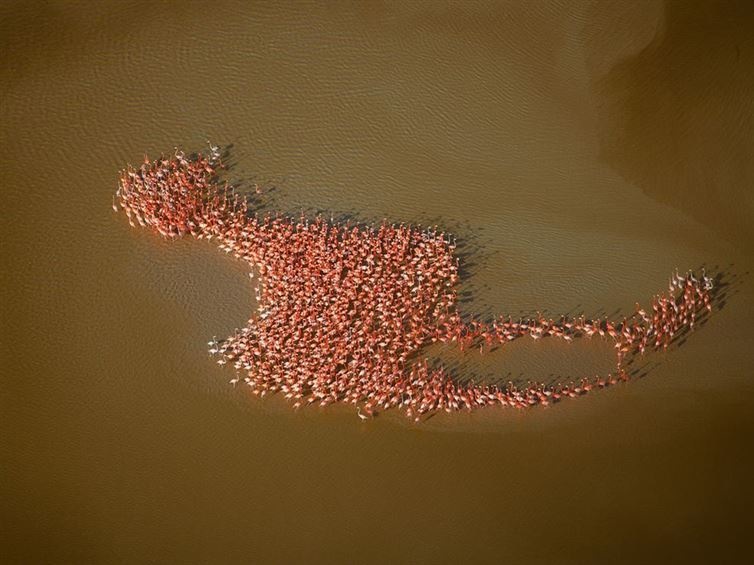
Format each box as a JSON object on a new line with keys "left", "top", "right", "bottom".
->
{"left": 114, "top": 147, "right": 714, "bottom": 421}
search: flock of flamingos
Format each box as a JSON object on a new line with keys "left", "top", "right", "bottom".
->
{"left": 114, "top": 146, "right": 715, "bottom": 421}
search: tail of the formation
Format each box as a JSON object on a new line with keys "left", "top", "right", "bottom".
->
{"left": 114, "top": 148, "right": 714, "bottom": 420}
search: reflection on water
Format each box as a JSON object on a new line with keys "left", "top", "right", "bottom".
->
{"left": 2, "top": 1, "right": 754, "bottom": 563}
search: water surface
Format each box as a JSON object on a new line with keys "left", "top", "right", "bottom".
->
{"left": 2, "top": 1, "right": 753, "bottom": 563}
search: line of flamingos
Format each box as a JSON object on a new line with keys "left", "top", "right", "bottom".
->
{"left": 114, "top": 146, "right": 714, "bottom": 421}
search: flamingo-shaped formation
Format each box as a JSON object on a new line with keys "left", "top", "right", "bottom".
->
{"left": 114, "top": 147, "right": 714, "bottom": 421}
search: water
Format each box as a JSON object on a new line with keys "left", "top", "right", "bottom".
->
{"left": 2, "top": 1, "right": 753, "bottom": 562}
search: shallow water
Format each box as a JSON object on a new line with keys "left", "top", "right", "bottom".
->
{"left": 2, "top": 1, "right": 754, "bottom": 563}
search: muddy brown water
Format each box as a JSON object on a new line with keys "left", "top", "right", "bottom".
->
{"left": 2, "top": 1, "right": 753, "bottom": 563}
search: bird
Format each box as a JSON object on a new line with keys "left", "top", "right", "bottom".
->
{"left": 115, "top": 146, "right": 715, "bottom": 421}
